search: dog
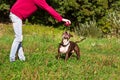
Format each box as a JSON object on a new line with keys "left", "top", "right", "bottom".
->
{"left": 57, "top": 32, "right": 85, "bottom": 61}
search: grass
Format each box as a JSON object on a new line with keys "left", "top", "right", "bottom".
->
{"left": 0, "top": 23, "right": 120, "bottom": 80}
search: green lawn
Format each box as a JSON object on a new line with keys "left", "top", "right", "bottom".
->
{"left": 0, "top": 24, "right": 120, "bottom": 80}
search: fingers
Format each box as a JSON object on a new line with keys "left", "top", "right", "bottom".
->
{"left": 62, "top": 18, "right": 71, "bottom": 26}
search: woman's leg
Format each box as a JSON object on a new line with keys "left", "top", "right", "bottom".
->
{"left": 18, "top": 42, "right": 25, "bottom": 61}
{"left": 9, "top": 13, "right": 25, "bottom": 62}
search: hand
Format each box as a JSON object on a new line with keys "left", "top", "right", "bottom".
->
{"left": 62, "top": 18, "right": 71, "bottom": 26}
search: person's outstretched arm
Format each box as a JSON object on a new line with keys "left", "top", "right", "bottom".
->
{"left": 34, "top": 0, "right": 71, "bottom": 26}
{"left": 34, "top": 0, "right": 63, "bottom": 22}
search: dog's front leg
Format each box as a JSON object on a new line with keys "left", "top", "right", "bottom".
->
{"left": 57, "top": 47, "right": 61, "bottom": 59}
{"left": 65, "top": 52, "right": 69, "bottom": 62}
{"left": 57, "top": 52, "right": 60, "bottom": 59}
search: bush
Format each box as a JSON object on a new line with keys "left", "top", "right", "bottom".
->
{"left": 106, "top": 11, "right": 120, "bottom": 38}
{"left": 74, "top": 18, "right": 102, "bottom": 38}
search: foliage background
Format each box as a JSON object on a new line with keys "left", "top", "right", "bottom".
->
{"left": 0, "top": 0, "right": 120, "bottom": 37}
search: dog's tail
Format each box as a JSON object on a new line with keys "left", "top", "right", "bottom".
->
{"left": 75, "top": 37, "right": 86, "bottom": 43}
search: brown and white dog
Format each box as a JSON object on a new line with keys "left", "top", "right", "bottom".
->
{"left": 57, "top": 32, "right": 84, "bottom": 61}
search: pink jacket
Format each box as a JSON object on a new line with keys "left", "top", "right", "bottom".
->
{"left": 10, "top": 0, "right": 63, "bottom": 22}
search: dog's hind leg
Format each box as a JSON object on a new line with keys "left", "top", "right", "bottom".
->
{"left": 74, "top": 49, "right": 80, "bottom": 60}
{"left": 73, "top": 45, "right": 80, "bottom": 60}
{"left": 76, "top": 52, "right": 80, "bottom": 60}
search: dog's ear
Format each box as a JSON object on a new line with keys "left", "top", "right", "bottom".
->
{"left": 65, "top": 31, "right": 68, "bottom": 34}
{"left": 68, "top": 32, "right": 73, "bottom": 37}
{"left": 70, "top": 34, "right": 73, "bottom": 37}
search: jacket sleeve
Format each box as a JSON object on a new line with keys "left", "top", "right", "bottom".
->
{"left": 34, "top": 0, "right": 63, "bottom": 22}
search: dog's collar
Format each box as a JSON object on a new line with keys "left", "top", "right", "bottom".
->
{"left": 61, "top": 42, "right": 70, "bottom": 47}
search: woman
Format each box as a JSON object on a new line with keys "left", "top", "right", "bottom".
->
{"left": 9, "top": 0, "right": 71, "bottom": 62}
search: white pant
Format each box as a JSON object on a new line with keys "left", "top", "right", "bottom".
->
{"left": 9, "top": 12, "right": 25, "bottom": 62}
